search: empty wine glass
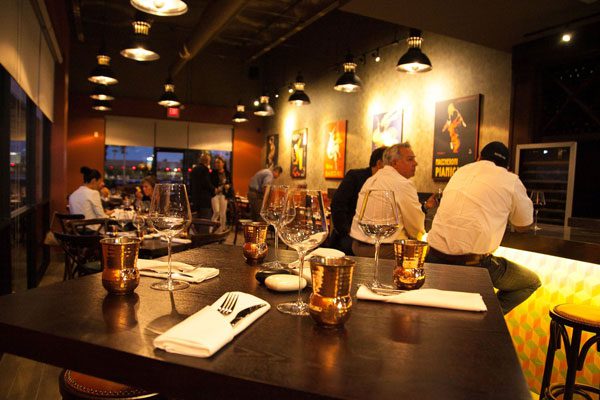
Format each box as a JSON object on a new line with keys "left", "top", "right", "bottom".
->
{"left": 357, "top": 189, "right": 399, "bottom": 290}
{"left": 277, "top": 189, "right": 329, "bottom": 316}
{"left": 116, "top": 209, "right": 133, "bottom": 232}
{"left": 132, "top": 213, "right": 145, "bottom": 239}
{"left": 147, "top": 183, "right": 192, "bottom": 291}
{"left": 260, "top": 185, "right": 289, "bottom": 269}
{"left": 530, "top": 190, "right": 546, "bottom": 231}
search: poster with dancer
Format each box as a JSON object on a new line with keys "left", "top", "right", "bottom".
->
{"left": 372, "top": 109, "right": 403, "bottom": 150}
{"left": 265, "top": 134, "right": 278, "bottom": 168}
{"left": 324, "top": 120, "right": 346, "bottom": 179}
{"left": 290, "top": 128, "right": 307, "bottom": 178}
{"left": 432, "top": 94, "right": 481, "bottom": 181}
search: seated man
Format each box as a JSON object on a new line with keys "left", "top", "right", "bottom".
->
{"left": 426, "top": 141, "right": 541, "bottom": 314}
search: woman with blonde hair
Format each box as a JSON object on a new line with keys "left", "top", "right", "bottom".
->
{"left": 210, "top": 156, "right": 233, "bottom": 232}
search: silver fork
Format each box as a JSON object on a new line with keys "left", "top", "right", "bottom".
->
{"left": 217, "top": 292, "right": 239, "bottom": 315}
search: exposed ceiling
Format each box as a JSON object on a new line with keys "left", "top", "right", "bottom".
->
{"left": 68, "top": 0, "right": 600, "bottom": 107}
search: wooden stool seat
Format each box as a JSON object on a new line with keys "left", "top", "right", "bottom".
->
{"left": 539, "top": 304, "right": 600, "bottom": 400}
{"left": 60, "top": 369, "right": 161, "bottom": 399}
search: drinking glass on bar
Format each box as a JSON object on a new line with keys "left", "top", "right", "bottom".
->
{"left": 146, "top": 183, "right": 192, "bottom": 291}
{"left": 260, "top": 185, "right": 289, "bottom": 269}
{"left": 357, "top": 189, "right": 399, "bottom": 290}
{"left": 530, "top": 190, "right": 546, "bottom": 231}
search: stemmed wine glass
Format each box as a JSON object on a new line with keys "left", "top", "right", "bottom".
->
{"left": 132, "top": 212, "right": 145, "bottom": 239}
{"left": 260, "top": 185, "right": 289, "bottom": 269}
{"left": 146, "top": 183, "right": 192, "bottom": 291}
{"left": 277, "top": 189, "right": 329, "bottom": 316}
{"left": 115, "top": 209, "right": 133, "bottom": 232}
{"left": 530, "top": 190, "right": 546, "bottom": 231}
{"left": 357, "top": 189, "right": 399, "bottom": 290}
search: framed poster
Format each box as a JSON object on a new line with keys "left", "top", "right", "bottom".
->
{"left": 291, "top": 128, "right": 307, "bottom": 178}
{"left": 265, "top": 134, "right": 278, "bottom": 168}
{"left": 432, "top": 94, "right": 481, "bottom": 181}
{"left": 372, "top": 109, "right": 403, "bottom": 150}
{"left": 324, "top": 120, "right": 347, "bottom": 179}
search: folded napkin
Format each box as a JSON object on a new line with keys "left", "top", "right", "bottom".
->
{"left": 160, "top": 237, "right": 192, "bottom": 244}
{"left": 153, "top": 292, "right": 270, "bottom": 357}
{"left": 356, "top": 285, "right": 487, "bottom": 312}
{"left": 288, "top": 248, "right": 346, "bottom": 285}
{"left": 137, "top": 259, "right": 219, "bottom": 283}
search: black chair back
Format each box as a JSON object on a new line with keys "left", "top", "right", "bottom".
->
{"left": 54, "top": 232, "right": 102, "bottom": 280}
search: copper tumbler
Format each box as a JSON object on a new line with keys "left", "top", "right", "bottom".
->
{"left": 393, "top": 239, "right": 428, "bottom": 290}
{"left": 309, "top": 256, "right": 355, "bottom": 328}
{"left": 100, "top": 237, "right": 140, "bottom": 294}
{"left": 242, "top": 222, "right": 269, "bottom": 264}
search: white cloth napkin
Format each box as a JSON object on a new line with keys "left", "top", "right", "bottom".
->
{"left": 160, "top": 237, "right": 192, "bottom": 244}
{"left": 137, "top": 259, "right": 219, "bottom": 283}
{"left": 356, "top": 285, "right": 487, "bottom": 312}
{"left": 153, "top": 292, "right": 270, "bottom": 357}
{"left": 288, "top": 248, "right": 345, "bottom": 285}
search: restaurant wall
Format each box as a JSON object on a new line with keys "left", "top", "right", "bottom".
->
{"left": 67, "top": 94, "right": 263, "bottom": 197}
{"left": 264, "top": 29, "right": 512, "bottom": 194}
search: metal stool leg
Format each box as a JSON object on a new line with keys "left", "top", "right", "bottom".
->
{"left": 563, "top": 328, "right": 582, "bottom": 400}
{"left": 540, "top": 319, "right": 560, "bottom": 399}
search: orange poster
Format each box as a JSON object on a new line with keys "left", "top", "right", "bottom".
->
{"left": 324, "top": 120, "right": 346, "bottom": 179}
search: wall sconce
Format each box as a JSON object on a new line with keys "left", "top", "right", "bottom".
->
{"left": 254, "top": 95, "right": 274, "bottom": 116}
{"left": 120, "top": 13, "right": 160, "bottom": 61}
{"left": 232, "top": 101, "right": 248, "bottom": 123}
{"left": 130, "top": 0, "right": 188, "bottom": 16}
{"left": 334, "top": 52, "right": 362, "bottom": 93}
{"left": 396, "top": 29, "right": 432, "bottom": 73}
{"left": 158, "top": 78, "right": 181, "bottom": 107}
{"left": 288, "top": 73, "right": 311, "bottom": 106}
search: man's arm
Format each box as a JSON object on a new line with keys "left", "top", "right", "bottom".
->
{"left": 397, "top": 181, "right": 425, "bottom": 239}
{"left": 508, "top": 178, "right": 533, "bottom": 231}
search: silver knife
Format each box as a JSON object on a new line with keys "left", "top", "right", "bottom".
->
{"left": 230, "top": 303, "right": 267, "bottom": 326}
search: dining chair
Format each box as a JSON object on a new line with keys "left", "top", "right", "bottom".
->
{"left": 56, "top": 213, "right": 85, "bottom": 234}
{"left": 53, "top": 232, "right": 103, "bottom": 280}
{"left": 69, "top": 218, "right": 111, "bottom": 235}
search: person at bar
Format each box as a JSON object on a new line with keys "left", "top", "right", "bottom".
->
{"left": 210, "top": 155, "right": 234, "bottom": 232}
{"left": 69, "top": 166, "right": 113, "bottom": 219}
{"left": 350, "top": 143, "right": 437, "bottom": 259}
{"left": 247, "top": 165, "right": 283, "bottom": 221}
{"left": 426, "top": 141, "right": 541, "bottom": 314}
{"left": 190, "top": 153, "right": 216, "bottom": 233}
{"left": 329, "top": 146, "right": 387, "bottom": 255}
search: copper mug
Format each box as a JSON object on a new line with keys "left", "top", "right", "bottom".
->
{"left": 100, "top": 237, "right": 140, "bottom": 294}
{"left": 309, "top": 256, "right": 355, "bottom": 328}
{"left": 242, "top": 222, "right": 269, "bottom": 264}
{"left": 393, "top": 239, "right": 428, "bottom": 290}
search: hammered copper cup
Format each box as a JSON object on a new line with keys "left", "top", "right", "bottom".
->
{"left": 393, "top": 239, "right": 428, "bottom": 290}
{"left": 100, "top": 237, "right": 140, "bottom": 294}
{"left": 242, "top": 222, "right": 269, "bottom": 264}
{"left": 309, "top": 256, "right": 355, "bottom": 328}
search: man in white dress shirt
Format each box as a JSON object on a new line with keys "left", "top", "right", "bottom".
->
{"left": 350, "top": 143, "right": 437, "bottom": 259}
{"left": 427, "top": 142, "right": 541, "bottom": 314}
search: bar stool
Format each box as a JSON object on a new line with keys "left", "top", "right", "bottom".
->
{"left": 59, "top": 369, "right": 162, "bottom": 399}
{"left": 539, "top": 304, "right": 600, "bottom": 400}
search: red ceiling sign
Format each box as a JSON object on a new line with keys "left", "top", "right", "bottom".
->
{"left": 167, "top": 107, "right": 180, "bottom": 118}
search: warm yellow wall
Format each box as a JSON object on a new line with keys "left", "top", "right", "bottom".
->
{"left": 267, "top": 31, "right": 511, "bottom": 194}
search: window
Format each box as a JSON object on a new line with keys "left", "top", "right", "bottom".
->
{"left": 156, "top": 150, "right": 184, "bottom": 183}
{"left": 104, "top": 145, "right": 154, "bottom": 188}
{"left": 9, "top": 79, "right": 27, "bottom": 212}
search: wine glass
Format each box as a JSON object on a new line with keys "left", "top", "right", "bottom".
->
{"left": 132, "top": 213, "right": 145, "bottom": 239}
{"left": 530, "top": 190, "right": 546, "bottom": 231}
{"left": 277, "top": 189, "right": 329, "bottom": 316}
{"left": 116, "top": 209, "right": 133, "bottom": 232}
{"left": 146, "top": 183, "right": 192, "bottom": 291}
{"left": 357, "top": 189, "right": 399, "bottom": 290}
{"left": 260, "top": 185, "right": 289, "bottom": 269}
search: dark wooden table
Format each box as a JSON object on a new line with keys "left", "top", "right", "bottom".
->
{"left": 0, "top": 245, "right": 530, "bottom": 399}
{"left": 138, "top": 237, "right": 191, "bottom": 259}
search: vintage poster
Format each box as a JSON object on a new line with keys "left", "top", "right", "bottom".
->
{"left": 372, "top": 109, "right": 403, "bottom": 150}
{"left": 265, "top": 134, "right": 278, "bottom": 168}
{"left": 432, "top": 94, "right": 481, "bottom": 181}
{"left": 324, "top": 120, "right": 346, "bottom": 179}
{"left": 290, "top": 128, "right": 307, "bottom": 178}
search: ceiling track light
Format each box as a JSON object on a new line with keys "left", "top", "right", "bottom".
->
{"left": 396, "top": 29, "right": 432, "bottom": 73}
{"left": 130, "top": 0, "right": 188, "bottom": 16}
{"left": 232, "top": 101, "right": 248, "bottom": 123}
{"left": 92, "top": 99, "right": 112, "bottom": 111}
{"left": 121, "top": 14, "right": 160, "bottom": 61}
{"left": 288, "top": 73, "right": 311, "bottom": 106}
{"left": 90, "top": 85, "right": 114, "bottom": 101}
{"left": 254, "top": 95, "right": 274, "bottom": 117}
{"left": 334, "top": 52, "right": 362, "bottom": 93}
{"left": 158, "top": 78, "right": 181, "bottom": 107}
{"left": 372, "top": 48, "right": 381, "bottom": 63}
{"left": 88, "top": 46, "right": 118, "bottom": 85}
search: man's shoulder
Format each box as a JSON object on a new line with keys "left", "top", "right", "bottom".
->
{"left": 345, "top": 167, "right": 370, "bottom": 179}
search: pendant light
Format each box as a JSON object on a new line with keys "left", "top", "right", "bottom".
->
{"left": 254, "top": 95, "right": 274, "bottom": 117}
{"left": 288, "top": 73, "right": 311, "bottom": 106}
{"left": 88, "top": 45, "right": 118, "bottom": 85}
{"left": 158, "top": 78, "right": 181, "bottom": 107}
{"left": 90, "top": 85, "right": 114, "bottom": 101}
{"left": 120, "top": 13, "right": 160, "bottom": 61}
{"left": 130, "top": 0, "right": 188, "bottom": 16}
{"left": 334, "top": 53, "right": 362, "bottom": 93}
{"left": 396, "top": 29, "right": 432, "bottom": 73}
{"left": 92, "top": 100, "right": 112, "bottom": 111}
{"left": 232, "top": 101, "right": 248, "bottom": 123}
